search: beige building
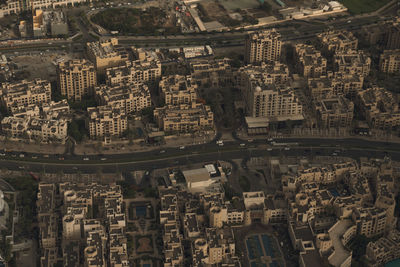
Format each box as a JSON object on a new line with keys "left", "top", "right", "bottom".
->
{"left": 87, "top": 38, "right": 128, "bottom": 74}
{"left": 315, "top": 96, "right": 354, "bottom": 128}
{"left": 106, "top": 58, "right": 161, "bottom": 86}
{"left": 0, "top": 79, "right": 51, "bottom": 114}
{"left": 352, "top": 207, "right": 387, "bottom": 238}
{"left": 366, "top": 230, "right": 400, "bottom": 267}
{"left": 87, "top": 105, "right": 128, "bottom": 139}
{"left": 240, "top": 67, "right": 303, "bottom": 121}
{"left": 154, "top": 102, "right": 214, "bottom": 133}
{"left": 190, "top": 58, "right": 233, "bottom": 88}
{"left": 357, "top": 87, "right": 400, "bottom": 129}
{"left": 245, "top": 29, "right": 282, "bottom": 64}
{"left": 95, "top": 82, "right": 151, "bottom": 114}
{"left": 318, "top": 30, "right": 358, "bottom": 52}
{"left": 57, "top": 59, "right": 97, "bottom": 101}
{"left": 379, "top": 49, "right": 400, "bottom": 73}
{"left": 159, "top": 75, "right": 198, "bottom": 105}
{"left": 295, "top": 44, "right": 327, "bottom": 78}
{"left": 334, "top": 50, "right": 371, "bottom": 77}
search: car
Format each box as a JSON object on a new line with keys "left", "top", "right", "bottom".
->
{"left": 240, "top": 143, "right": 246, "bottom": 147}
{"left": 43, "top": 154, "right": 49, "bottom": 158}
{"left": 18, "top": 166, "right": 25, "bottom": 169}
{"left": 179, "top": 146, "right": 185, "bottom": 150}
{"left": 267, "top": 138, "right": 273, "bottom": 142}
{"left": 145, "top": 171, "right": 150, "bottom": 175}
{"left": 159, "top": 150, "right": 166, "bottom": 154}
{"left": 83, "top": 157, "right": 89, "bottom": 161}
{"left": 247, "top": 139, "right": 254, "bottom": 143}
{"left": 267, "top": 148, "right": 273, "bottom": 151}
{"left": 11, "top": 154, "right": 16, "bottom": 157}
{"left": 0, "top": 153, "right": 5, "bottom": 156}
{"left": 100, "top": 158, "right": 107, "bottom": 161}
{"left": 32, "top": 156, "right": 38, "bottom": 159}
{"left": 59, "top": 157, "right": 64, "bottom": 160}
{"left": 332, "top": 153, "right": 338, "bottom": 156}
{"left": 284, "top": 147, "right": 290, "bottom": 151}
{"left": 19, "top": 154, "right": 25, "bottom": 158}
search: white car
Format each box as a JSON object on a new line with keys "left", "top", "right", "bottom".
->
{"left": 0, "top": 153, "right": 5, "bottom": 156}
{"left": 284, "top": 147, "right": 290, "bottom": 151}
{"left": 83, "top": 157, "right": 89, "bottom": 161}
{"left": 19, "top": 154, "right": 25, "bottom": 158}
{"left": 179, "top": 146, "right": 185, "bottom": 150}
{"left": 100, "top": 158, "right": 107, "bottom": 161}
{"left": 267, "top": 148, "right": 273, "bottom": 151}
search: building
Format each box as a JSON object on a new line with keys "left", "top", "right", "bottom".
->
{"left": 32, "top": 9, "right": 68, "bottom": 37}
{"left": 19, "top": 20, "right": 28, "bottom": 37}
{"left": 352, "top": 207, "right": 387, "bottom": 238}
{"left": 1, "top": 116, "right": 68, "bottom": 143}
{"left": 237, "top": 62, "right": 290, "bottom": 88}
{"left": 182, "top": 163, "right": 226, "bottom": 193}
{"left": 87, "top": 38, "right": 128, "bottom": 74}
{"left": 295, "top": 44, "right": 327, "bottom": 78}
{"left": 240, "top": 66, "right": 303, "bottom": 121}
{"left": 154, "top": 102, "right": 214, "bottom": 133}
{"left": 366, "top": 230, "right": 400, "bottom": 267}
{"left": 379, "top": 49, "right": 400, "bottom": 73}
{"left": 244, "top": 29, "right": 282, "bottom": 64}
{"left": 0, "top": 0, "right": 87, "bottom": 18}
{"left": 334, "top": 50, "right": 371, "bottom": 77}
{"left": 356, "top": 87, "right": 400, "bottom": 129}
{"left": 159, "top": 75, "right": 198, "bottom": 105}
{"left": 95, "top": 82, "right": 151, "bottom": 114}
{"left": 0, "top": 79, "right": 51, "bottom": 114}
{"left": 190, "top": 58, "right": 233, "bottom": 88}
{"left": 318, "top": 30, "right": 358, "bottom": 52}
{"left": 87, "top": 105, "right": 128, "bottom": 140}
{"left": 315, "top": 96, "right": 354, "bottom": 128}
{"left": 106, "top": 57, "right": 161, "bottom": 86}
{"left": 385, "top": 17, "right": 400, "bottom": 50}
{"left": 57, "top": 59, "right": 97, "bottom": 101}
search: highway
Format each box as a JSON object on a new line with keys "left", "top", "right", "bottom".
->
{"left": 1, "top": 137, "right": 399, "bottom": 174}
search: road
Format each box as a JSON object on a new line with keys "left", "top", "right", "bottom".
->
{"left": 1, "top": 137, "right": 399, "bottom": 174}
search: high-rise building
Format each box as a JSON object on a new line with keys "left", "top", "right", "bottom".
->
{"left": 87, "top": 105, "right": 127, "bottom": 139}
{"left": 57, "top": 59, "right": 97, "bottom": 101}
{"left": 295, "top": 44, "right": 327, "bottom": 78}
{"left": 379, "top": 49, "right": 400, "bottom": 73}
{"left": 315, "top": 96, "right": 354, "bottom": 128}
{"left": 245, "top": 29, "right": 282, "bottom": 64}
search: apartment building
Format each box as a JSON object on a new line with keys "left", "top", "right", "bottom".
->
{"left": 159, "top": 75, "right": 198, "bottom": 105}
{"left": 357, "top": 87, "right": 400, "bottom": 129}
{"left": 1, "top": 116, "right": 68, "bottom": 142}
{"left": 295, "top": 44, "right": 327, "bottom": 78}
{"left": 334, "top": 50, "right": 371, "bottom": 77}
{"left": 95, "top": 82, "right": 151, "bottom": 114}
{"left": 154, "top": 102, "right": 214, "bottom": 133}
{"left": 318, "top": 30, "right": 358, "bottom": 52}
{"left": 379, "top": 49, "right": 400, "bottom": 73}
{"left": 315, "top": 96, "right": 354, "bottom": 128}
{"left": 87, "top": 105, "right": 128, "bottom": 139}
{"left": 106, "top": 58, "right": 161, "bottom": 86}
{"left": 352, "top": 207, "right": 387, "bottom": 238}
{"left": 244, "top": 29, "right": 282, "bottom": 64}
{"left": 57, "top": 59, "right": 97, "bottom": 101}
{"left": 0, "top": 79, "right": 51, "bottom": 114}
{"left": 190, "top": 58, "right": 233, "bottom": 87}
{"left": 87, "top": 38, "right": 128, "bottom": 74}
{"left": 385, "top": 17, "right": 400, "bottom": 50}
{"left": 366, "top": 230, "right": 400, "bottom": 267}
{"left": 0, "top": 0, "right": 87, "bottom": 18}
{"left": 237, "top": 61, "right": 290, "bottom": 88}
{"left": 240, "top": 67, "right": 303, "bottom": 121}
{"left": 32, "top": 9, "right": 68, "bottom": 37}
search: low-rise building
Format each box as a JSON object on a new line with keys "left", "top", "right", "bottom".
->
{"left": 95, "top": 82, "right": 151, "bottom": 114}
{"left": 334, "top": 50, "right": 371, "bottom": 77}
{"left": 356, "top": 87, "right": 400, "bottom": 129}
{"left": 366, "top": 230, "right": 400, "bottom": 267}
{"left": 315, "top": 96, "right": 354, "bottom": 128}
{"left": 352, "top": 207, "right": 387, "bottom": 238}
{"left": 0, "top": 79, "right": 51, "bottom": 114}
{"left": 318, "top": 30, "right": 358, "bottom": 52}
{"left": 295, "top": 44, "right": 327, "bottom": 78}
{"left": 33, "top": 9, "right": 68, "bottom": 37}
{"left": 379, "top": 49, "right": 400, "bottom": 73}
{"left": 159, "top": 75, "right": 198, "bottom": 105}
{"left": 87, "top": 38, "right": 128, "bottom": 74}
{"left": 154, "top": 102, "right": 214, "bottom": 134}
{"left": 87, "top": 105, "right": 128, "bottom": 140}
{"left": 190, "top": 58, "right": 233, "bottom": 88}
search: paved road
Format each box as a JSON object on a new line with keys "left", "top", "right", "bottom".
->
{"left": 1, "top": 137, "right": 398, "bottom": 174}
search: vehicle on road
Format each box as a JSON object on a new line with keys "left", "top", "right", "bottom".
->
{"left": 267, "top": 138, "right": 273, "bottom": 142}
{"left": 240, "top": 143, "right": 246, "bottom": 147}
{"left": 160, "top": 150, "right": 166, "bottom": 154}
{"left": 83, "top": 157, "right": 89, "bottom": 161}
{"left": 43, "top": 154, "right": 49, "bottom": 158}
{"left": 216, "top": 140, "right": 224, "bottom": 146}
{"left": 0, "top": 153, "right": 5, "bottom": 156}
{"left": 267, "top": 148, "right": 273, "bottom": 151}
{"left": 59, "top": 157, "right": 64, "bottom": 160}
{"left": 19, "top": 154, "right": 25, "bottom": 158}
{"left": 32, "top": 156, "right": 38, "bottom": 159}
{"left": 100, "top": 158, "right": 107, "bottom": 161}
{"left": 179, "top": 146, "right": 185, "bottom": 150}
{"left": 284, "top": 147, "right": 290, "bottom": 151}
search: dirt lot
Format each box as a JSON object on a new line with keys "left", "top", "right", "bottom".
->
{"left": 10, "top": 52, "right": 75, "bottom": 81}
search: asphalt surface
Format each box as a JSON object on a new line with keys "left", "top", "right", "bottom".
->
{"left": 1, "top": 137, "right": 399, "bottom": 174}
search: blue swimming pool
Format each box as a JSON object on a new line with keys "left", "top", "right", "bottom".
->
{"left": 261, "top": 234, "right": 275, "bottom": 258}
{"left": 328, "top": 188, "right": 340, "bottom": 197}
{"left": 136, "top": 206, "right": 147, "bottom": 217}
